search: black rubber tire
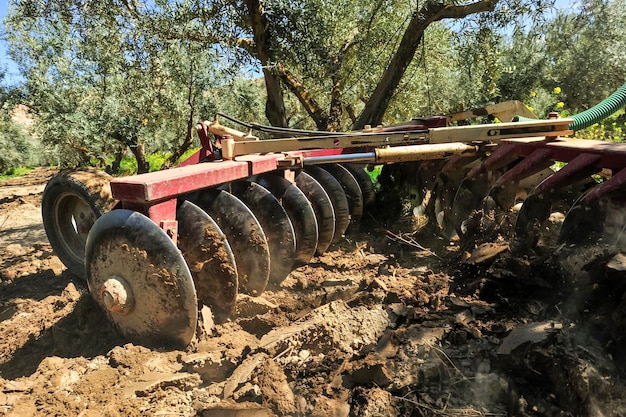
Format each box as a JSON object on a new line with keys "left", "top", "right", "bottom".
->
{"left": 42, "top": 168, "right": 115, "bottom": 278}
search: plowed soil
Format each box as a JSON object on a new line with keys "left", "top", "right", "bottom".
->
{"left": 1, "top": 167, "right": 626, "bottom": 417}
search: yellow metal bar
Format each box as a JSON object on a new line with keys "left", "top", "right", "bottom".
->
{"left": 374, "top": 143, "right": 478, "bottom": 163}
{"left": 221, "top": 130, "right": 430, "bottom": 159}
{"left": 446, "top": 100, "right": 537, "bottom": 124}
{"left": 428, "top": 118, "right": 573, "bottom": 144}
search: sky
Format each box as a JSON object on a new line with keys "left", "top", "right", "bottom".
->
{"left": 0, "top": 0, "right": 578, "bottom": 86}
{"left": 0, "top": 0, "right": 21, "bottom": 84}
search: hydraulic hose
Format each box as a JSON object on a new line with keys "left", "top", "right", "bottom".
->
{"left": 570, "top": 82, "right": 626, "bottom": 131}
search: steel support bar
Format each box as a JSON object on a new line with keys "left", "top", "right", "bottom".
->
{"left": 582, "top": 167, "right": 626, "bottom": 204}
{"left": 221, "top": 130, "right": 430, "bottom": 159}
{"left": 302, "top": 143, "right": 478, "bottom": 165}
{"left": 216, "top": 119, "right": 573, "bottom": 159}
{"left": 446, "top": 100, "right": 537, "bottom": 124}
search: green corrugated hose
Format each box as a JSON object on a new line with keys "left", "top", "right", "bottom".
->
{"left": 570, "top": 82, "right": 626, "bottom": 131}
{"left": 512, "top": 82, "right": 626, "bottom": 129}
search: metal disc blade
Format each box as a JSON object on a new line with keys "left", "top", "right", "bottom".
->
{"left": 321, "top": 164, "right": 364, "bottom": 227}
{"left": 341, "top": 164, "right": 376, "bottom": 208}
{"left": 228, "top": 181, "right": 296, "bottom": 285}
{"left": 450, "top": 172, "right": 491, "bottom": 238}
{"left": 513, "top": 193, "right": 553, "bottom": 249}
{"left": 255, "top": 174, "right": 319, "bottom": 266}
{"left": 85, "top": 209, "right": 197, "bottom": 349}
{"left": 187, "top": 189, "right": 270, "bottom": 296}
{"left": 304, "top": 165, "right": 350, "bottom": 244}
{"left": 514, "top": 178, "right": 596, "bottom": 250}
{"left": 177, "top": 201, "right": 238, "bottom": 323}
{"left": 559, "top": 190, "right": 626, "bottom": 251}
{"left": 296, "top": 171, "right": 335, "bottom": 255}
{"left": 489, "top": 168, "right": 554, "bottom": 212}
{"left": 434, "top": 162, "right": 475, "bottom": 239}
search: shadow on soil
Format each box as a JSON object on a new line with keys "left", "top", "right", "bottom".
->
{"left": 0, "top": 289, "right": 123, "bottom": 380}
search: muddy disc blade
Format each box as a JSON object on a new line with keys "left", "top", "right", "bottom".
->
{"left": 295, "top": 171, "right": 335, "bottom": 255}
{"left": 559, "top": 190, "right": 626, "bottom": 250}
{"left": 187, "top": 189, "right": 270, "bottom": 296}
{"left": 85, "top": 209, "right": 197, "bottom": 349}
{"left": 341, "top": 164, "right": 376, "bottom": 208}
{"left": 435, "top": 159, "right": 478, "bottom": 239}
{"left": 228, "top": 181, "right": 296, "bottom": 285}
{"left": 513, "top": 193, "right": 553, "bottom": 249}
{"left": 321, "top": 164, "right": 364, "bottom": 227}
{"left": 255, "top": 174, "right": 319, "bottom": 266}
{"left": 449, "top": 172, "right": 492, "bottom": 238}
{"left": 489, "top": 168, "right": 555, "bottom": 212}
{"left": 177, "top": 201, "right": 238, "bottom": 323}
{"left": 304, "top": 165, "right": 350, "bottom": 244}
{"left": 514, "top": 178, "right": 596, "bottom": 250}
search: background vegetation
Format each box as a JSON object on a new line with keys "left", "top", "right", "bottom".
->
{"left": 0, "top": 0, "right": 624, "bottom": 175}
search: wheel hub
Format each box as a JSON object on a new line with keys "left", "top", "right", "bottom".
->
{"left": 100, "top": 276, "right": 134, "bottom": 314}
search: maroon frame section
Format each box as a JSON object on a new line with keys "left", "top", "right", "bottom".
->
{"left": 503, "top": 138, "right": 626, "bottom": 171}
{"left": 109, "top": 147, "right": 354, "bottom": 237}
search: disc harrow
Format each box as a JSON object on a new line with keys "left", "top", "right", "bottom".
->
{"left": 41, "top": 88, "right": 626, "bottom": 348}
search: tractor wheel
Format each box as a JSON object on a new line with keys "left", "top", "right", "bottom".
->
{"left": 42, "top": 168, "right": 115, "bottom": 277}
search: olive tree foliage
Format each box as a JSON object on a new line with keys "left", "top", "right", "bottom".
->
{"left": 0, "top": 70, "right": 35, "bottom": 173}
{"left": 3, "top": 0, "right": 248, "bottom": 173}
{"left": 545, "top": 0, "right": 626, "bottom": 111}
{"left": 498, "top": 0, "right": 626, "bottom": 116}
{"left": 4, "top": 0, "right": 556, "bottom": 173}
{"left": 142, "top": 0, "right": 555, "bottom": 131}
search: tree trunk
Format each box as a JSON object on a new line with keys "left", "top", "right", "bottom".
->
{"left": 275, "top": 63, "right": 329, "bottom": 130}
{"left": 130, "top": 142, "right": 149, "bottom": 174}
{"left": 354, "top": 0, "right": 498, "bottom": 129}
{"left": 163, "top": 73, "right": 197, "bottom": 169}
{"left": 327, "top": 54, "right": 344, "bottom": 132}
{"left": 106, "top": 146, "right": 126, "bottom": 175}
{"left": 245, "top": 0, "right": 288, "bottom": 127}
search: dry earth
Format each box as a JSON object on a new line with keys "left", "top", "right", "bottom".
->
{"left": 1, "top": 167, "right": 626, "bottom": 416}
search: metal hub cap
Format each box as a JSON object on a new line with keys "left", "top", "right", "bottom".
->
{"left": 100, "top": 276, "right": 134, "bottom": 314}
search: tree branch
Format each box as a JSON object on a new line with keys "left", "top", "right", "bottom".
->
{"left": 275, "top": 63, "right": 329, "bottom": 130}
{"left": 244, "top": 0, "right": 288, "bottom": 127}
{"left": 354, "top": 0, "right": 500, "bottom": 129}
{"left": 435, "top": 0, "right": 498, "bottom": 20}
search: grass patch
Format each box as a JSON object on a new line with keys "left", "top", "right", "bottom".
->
{"left": 0, "top": 166, "right": 33, "bottom": 181}
{"left": 366, "top": 165, "right": 383, "bottom": 188}
{"left": 116, "top": 149, "right": 200, "bottom": 175}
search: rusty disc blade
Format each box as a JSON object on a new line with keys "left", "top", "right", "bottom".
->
{"left": 227, "top": 181, "right": 296, "bottom": 285}
{"left": 187, "top": 189, "right": 270, "bottom": 296}
{"left": 255, "top": 174, "right": 319, "bottom": 266}
{"left": 295, "top": 171, "right": 335, "bottom": 255}
{"left": 341, "top": 164, "right": 376, "bottom": 208}
{"left": 321, "top": 164, "right": 364, "bottom": 228}
{"left": 177, "top": 201, "right": 238, "bottom": 323}
{"left": 85, "top": 209, "right": 197, "bottom": 350}
{"left": 304, "top": 165, "right": 350, "bottom": 244}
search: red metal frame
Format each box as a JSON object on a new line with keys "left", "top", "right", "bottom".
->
{"left": 109, "top": 145, "right": 357, "bottom": 238}
{"left": 109, "top": 122, "right": 626, "bottom": 241}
